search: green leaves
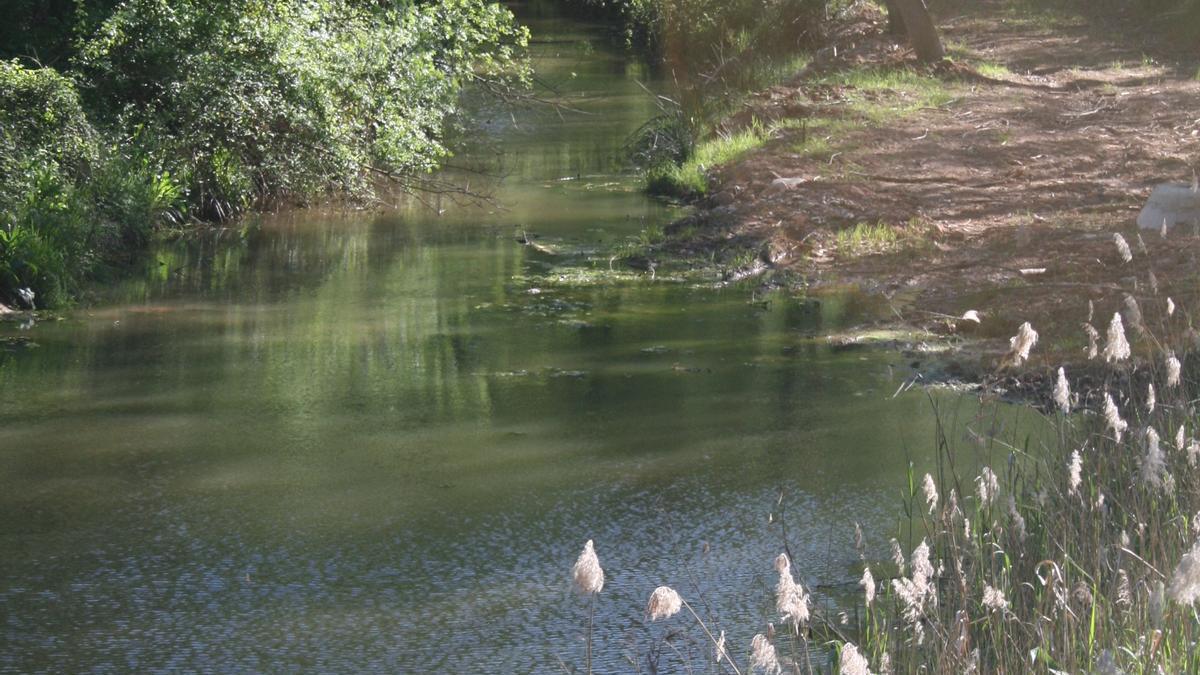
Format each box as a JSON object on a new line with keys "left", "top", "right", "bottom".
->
{"left": 74, "top": 0, "right": 530, "bottom": 218}
{"left": 0, "top": 1, "right": 529, "bottom": 306}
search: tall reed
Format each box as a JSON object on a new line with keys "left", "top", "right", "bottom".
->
{"left": 567, "top": 227, "right": 1200, "bottom": 673}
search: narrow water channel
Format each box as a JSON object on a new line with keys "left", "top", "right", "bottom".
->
{"left": 0, "top": 7, "right": 1000, "bottom": 673}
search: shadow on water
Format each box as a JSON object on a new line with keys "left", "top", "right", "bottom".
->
{"left": 0, "top": 6, "right": 1034, "bottom": 673}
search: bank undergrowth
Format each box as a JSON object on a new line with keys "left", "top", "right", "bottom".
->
{"left": 0, "top": 0, "right": 529, "bottom": 308}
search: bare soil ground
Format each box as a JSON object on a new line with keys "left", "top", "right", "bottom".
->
{"left": 662, "top": 1, "right": 1200, "bottom": 368}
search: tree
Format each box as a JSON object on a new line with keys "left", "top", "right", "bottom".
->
{"left": 884, "top": 0, "right": 945, "bottom": 62}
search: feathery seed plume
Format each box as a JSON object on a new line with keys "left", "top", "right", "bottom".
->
{"left": 860, "top": 566, "right": 876, "bottom": 606}
{"left": 1167, "top": 352, "right": 1182, "bottom": 388}
{"left": 774, "top": 553, "right": 809, "bottom": 628}
{"left": 1168, "top": 297, "right": 1176, "bottom": 316}
{"left": 1177, "top": 425, "right": 1186, "bottom": 450}
{"left": 982, "top": 584, "right": 1009, "bottom": 611}
{"left": 1088, "top": 299, "right": 1095, "bottom": 323}
{"left": 1113, "top": 233, "right": 1133, "bottom": 263}
{"left": 1151, "top": 581, "right": 1166, "bottom": 628}
{"left": 890, "top": 538, "right": 905, "bottom": 574}
{"left": 1116, "top": 569, "right": 1132, "bottom": 610}
{"left": 750, "top": 633, "right": 781, "bottom": 675}
{"left": 1149, "top": 269, "right": 1159, "bottom": 295}
{"left": 839, "top": 643, "right": 874, "bottom": 675}
{"left": 1084, "top": 323, "right": 1100, "bottom": 359}
{"left": 1073, "top": 581, "right": 1094, "bottom": 608}
{"left": 572, "top": 539, "right": 604, "bottom": 595}
{"left": 976, "top": 467, "right": 999, "bottom": 508}
{"left": 1053, "top": 367, "right": 1071, "bottom": 413}
{"left": 1068, "top": 450, "right": 1083, "bottom": 497}
{"left": 1007, "top": 495, "right": 1026, "bottom": 542}
{"left": 1136, "top": 232, "right": 1148, "bottom": 254}
{"left": 891, "top": 539, "right": 936, "bottom": 627}
{"left": 1103, "top": 313, "right": 1131, "bottom": 363}
{"left": 1104, "top": 393, "right": 1128, "bottom": 442}
{"left": 1141, "top": 428, "right": 1166, "bottom": 489}
{"left": 921, "top": 473, "right": 938, "bottom": 514}
{"left": 1123, "top": 295, "right": 1144, "bottom": 335}
{"left": 1004, "top": 322, "right": 1038, "bottom": 367}
{"left": 646, "top": 586, "right": 683, "bottom": 621}
{"left": 1146, "top": 383, "right": 1156, "bottom": 414}
{"left": 1190, "top": 439, "right": 1200, "bottom": 467}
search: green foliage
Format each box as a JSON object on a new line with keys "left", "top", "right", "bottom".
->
{"left": 0, "top": 1, "right": 529, "bottom": 306}
{"left": 596, "top": 0, "right": 837, "bottom": 193}
{"left": 647, "top": 120, "right": 769, "bottom": 197}
{"left": 0, "top": 60, "right": 102, "bottom": 305}
{"left": 0, "top": 60, "right": 98, "bottom": 213}
{"left": 75, "top": 0, "right": 529, "bottom": 219}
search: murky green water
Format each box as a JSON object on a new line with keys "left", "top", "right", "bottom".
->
{"left": 0, "top": 8, "right": 1000, "bottom": 674}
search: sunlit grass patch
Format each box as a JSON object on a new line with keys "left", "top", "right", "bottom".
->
{"left": 787, "top": 117, "right": 863, "bottom": 160}
{"left": 647, "top": 120, "right": 768, "bottom": 196}
{"left": 836, "top": 221, "right": 898, "bottom": 254}
{"left": 818, "top": 67, "right": 960, "bottom": 122}
{"left": 975, "top": 60, "right": 1013, "bottom": 78}
{"left": 835, "top": 218, "right": 933, "bottom": 256}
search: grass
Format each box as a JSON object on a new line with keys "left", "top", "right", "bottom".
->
{"left": 561, "top": 242, "right": 1200, "bottom": 673}
{"left": 561, "top": 270, "right": 1200, "bottom": 667}
{"left": 824, "top": 67, "right": 960, "bottom": 122}
{"left": 647, "top": 120, "right": 769, "bottom": 196}
{"left": 645, "top": 63, "right": 949, "bottom": 197}
{"left": 975, "top": 60, "right": 1013, "bottom": 79}
{"left": 835, "top": 218, "right": 933, "bottom": 256}
{"left": 835, "top": 221, "right": 899, "bottom": 254}
{"left": 790, "top": 117, "right": 864, "bottom": 160}
{"left": 641, "top": 49, "right": 813, "bottom": 197}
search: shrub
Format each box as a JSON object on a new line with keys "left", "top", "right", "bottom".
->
{"left": 75, "top": 0, "right": 530, "bottom": 219}
{"left": 0, "top": 60, "right": 97, "bottom": 213}
{"left": 0, "top": 1, "right": 530, "bottom": 306}
{"left": 0, "top": 60, "right": 102, "bottom": 306}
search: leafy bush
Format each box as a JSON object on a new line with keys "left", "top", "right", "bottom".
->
{"left": 0, "top": 60, "right": 97, "bottom": 213}
{"left": 0, "top": 1, "right": 529, "bottom": 306}
{"left": 0, "top": 61, "right": 102, "bottom": 305}
{"left": 75, "top": 0, "right": 530, "bottom": 219}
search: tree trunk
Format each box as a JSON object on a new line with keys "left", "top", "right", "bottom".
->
{"left": 882, "top": 0, "right": 907, "bottom": 36}
{"left": 890, "top": 0, "right": 944, "bottom": 62}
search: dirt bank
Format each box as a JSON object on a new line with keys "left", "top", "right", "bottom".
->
{"left": 653, "top": 0, "right": 1200, "bottom": 374}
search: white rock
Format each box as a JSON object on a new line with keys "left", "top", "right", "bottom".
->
{"left": 1138, "top": 183, "right": 1200, "bottom": 231}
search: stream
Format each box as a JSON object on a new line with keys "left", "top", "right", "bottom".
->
{"left": 0, "top": 5, "right": 1011, "bottom": 673}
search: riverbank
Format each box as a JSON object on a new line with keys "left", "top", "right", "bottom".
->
{"left": 641, "top": 0, "right": 1200, "bottom": 372}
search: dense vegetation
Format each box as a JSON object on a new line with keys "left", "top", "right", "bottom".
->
{"left": 0, "top": 0, "right": 528, "bottom": 308}
{"left": 565, "top": 0, "right": 848, "bottom": 184}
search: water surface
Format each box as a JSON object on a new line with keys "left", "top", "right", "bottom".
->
{"left": 0, "top": 9, "right": 1003, "bottom": 673}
